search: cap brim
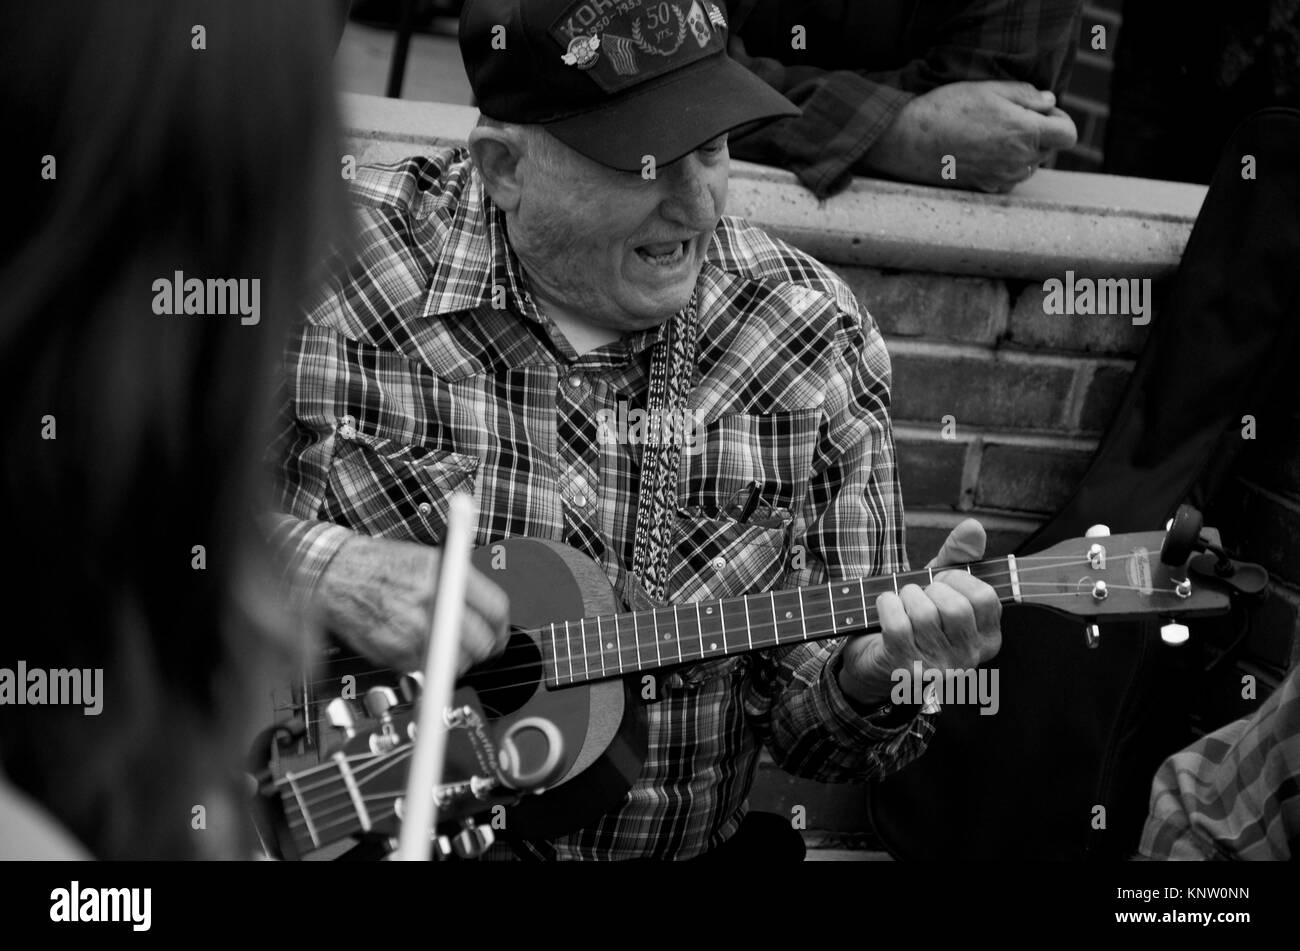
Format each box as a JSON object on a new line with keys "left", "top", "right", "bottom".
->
{"left": 542, "top": 54, "right": 800, "bottom": 171}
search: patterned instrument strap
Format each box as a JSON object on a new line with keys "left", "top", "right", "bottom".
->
{"left": 626, "top": 291, "right": 699, "bottom": 607}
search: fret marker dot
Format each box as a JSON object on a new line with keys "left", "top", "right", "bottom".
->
{"left": 663, "top": 634, "right": 672, "bottom": 641}
{"left": 706, "top": 607, "right": 714, "bottom": 615}
{"left": 846, "top": 616, "right": 854, "bottom": 624}
{"left": 842, "top": 587, "right": 850, "bottom": 594}
{"left": 605, "top": 642, "right": 613, "bottom": 649}
{"left": 784, "top": 611, "right": 793, "bottom": 619}
{"left": 710, "top": 642, "right": 717, "bottom": 650}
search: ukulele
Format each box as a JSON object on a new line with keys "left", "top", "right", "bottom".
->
{"left": 257, "top": 509, "right": 1252, "bottom": 858}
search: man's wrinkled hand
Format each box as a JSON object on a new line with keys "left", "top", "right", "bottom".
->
{"left": 838, "top": 518, "right": 1002, "bottom": 708}
{"left": 317, "top": 534, "right": 510, "bottom": 676}
{"left": 863, "top": 80, "right": 1078, "bottom": 192}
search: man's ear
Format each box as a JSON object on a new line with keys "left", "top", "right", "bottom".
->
{"left": 469, "top": 126, "right": 525, "bottom": 212}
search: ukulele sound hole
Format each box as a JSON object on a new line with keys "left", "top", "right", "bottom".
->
{"left": 460, "top": 630, "right": 543, "bottom": 719}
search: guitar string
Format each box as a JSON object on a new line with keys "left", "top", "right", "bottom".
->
{"left": 294, "top": 550, "right": 1178, "bottom": 693}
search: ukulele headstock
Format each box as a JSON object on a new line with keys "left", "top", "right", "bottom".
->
{"left": 1021, "top": 519, "right": 1242, "bottom": 645}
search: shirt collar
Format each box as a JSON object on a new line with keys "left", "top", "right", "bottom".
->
{"left": 421, "top": 167, "right": 541, "bottom": 323}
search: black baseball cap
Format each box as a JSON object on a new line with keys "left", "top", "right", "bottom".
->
{"left": 460, "top": 0, "right": 800, "bottom": 170}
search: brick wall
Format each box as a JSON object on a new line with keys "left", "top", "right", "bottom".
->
{"left": 1058, "top": 0, "right": 1124, "bottom": 172}
{"left": 848, "top": 268, "right": 1146, "bottom": 569}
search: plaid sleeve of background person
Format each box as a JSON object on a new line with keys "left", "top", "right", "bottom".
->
{"left": 727, "top": 0, "right": 1083, "bottom": 198}
{"left": 1139, "top": 663, "right": 1300, "bottom": 860}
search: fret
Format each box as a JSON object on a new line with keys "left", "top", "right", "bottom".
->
{"left": 652, "top": 607, "right": 676, "bottom": 666}
{"left": 797, "top": 587, "right": 808, "bottom": 639}
{"left": 742, "top": 596, "right": 754, "bottom": 650}
{"left": 564, "top": 621, "right": 576, "bottom": 685}
{"left": 893, "top": 573, "right": 899, "bottom": 594}
{"left": 743, "top": 592, "right": 779, "bottom": 649}
{"left": 596, "top": 616, "right": 606, "bottom": 677}
{"left": 720, "top": 596, "right": 748, "bottom": 655}
{"left": 928, "top": 566, "right": 934, "bottom": 584}
{"left": 829, "top": 582, "right": 862, "bottom": 632}
{"left": 549, "top": 623, "right": 562, "bottom": 686}
{"left": 578, "top": 619, "right": 590, "bottom": 682}
{"left": 1007, "top": 554, "right": 1022, "bottom": 604}
{"left": 614, "top": 613, "right": 636, "bottom": 674}
{"left": 798, "top": 584, "right": 835, "bottom": 640}
{"left": 286, "top": 772, "right": 320, "bottom": 849}
{"left": 651, "top": 608, "right": 663, "bottom": 667}
{"left": 633, "top": 610, "right": 650, "bottom": 671}
{"left": 675, "top": 604, "right": 701, "bottom": 663}
{"left": 771, "top": 588, "right": 805, "bottom": 645}
{"left": 333, "top": 752, "right": 371, "bottom": 833}
{"left": 587, "top": 617, "right": 601, "bottom": 682}
{"left": 858, "top": 580, "right": 869, "bottom": 628}
{"left": 698, "top": 601, "right": 724, "bottom": 658}
{"left": 695, "top": 602, "right": 704, "bottom": 661}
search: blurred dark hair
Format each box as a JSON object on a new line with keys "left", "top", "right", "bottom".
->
{"left": 0, "top": 0, "right": 349, "bottom": 858}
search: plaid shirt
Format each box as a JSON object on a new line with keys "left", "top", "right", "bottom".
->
{"left": 267, "top": 148, "right": 933, "bottom": 860}
{"left": 1139, "top": 665, "right": 1300, "bottom": 860}
{"left": 725, "top": 0, "right": 1083, "bottom": 197}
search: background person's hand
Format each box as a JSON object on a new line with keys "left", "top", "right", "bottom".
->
{"left": 862, "top": 80, "right": 1078, "bottom": 192}
{"left": 317, "top": 534, "right": 511, "bottom": 676}
{"left": 838, "top": 519, "right": 1003, "bottom": 707}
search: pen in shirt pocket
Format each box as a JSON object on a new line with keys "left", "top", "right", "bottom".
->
{"left": 737, "top": 480, "right": 762, "bottom": 524}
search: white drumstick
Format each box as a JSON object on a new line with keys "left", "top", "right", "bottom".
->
{"left": 394, "top": 492, "right": 476, "bottom": 862}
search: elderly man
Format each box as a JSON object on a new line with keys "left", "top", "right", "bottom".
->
{"left": 268, "top": 0, "right": 1002, "bottom": 860}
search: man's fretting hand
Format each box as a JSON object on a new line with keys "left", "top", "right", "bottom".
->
{"left": 317, "top": 534, "right": 511, "bottom": 676}
{"left": 838, "top": 518, "right": 1002, "bottom": 708}
{"left": 862, "top": 81, "right": 1078, "bottom": 192}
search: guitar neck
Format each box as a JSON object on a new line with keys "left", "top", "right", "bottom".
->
{"left": 543, "top": 556, "right": 1021, "bottom": 688}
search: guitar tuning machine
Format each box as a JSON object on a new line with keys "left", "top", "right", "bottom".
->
{"left": 365, "top": 687, "right": 402, "bottom": 754}
{"left": 325, "top": 697, "right": 356, "bottom": 738}
{"left": 451, "top": 820, "right": 495, "bottom": 859}
{"left": 400, "top": 672, "right": 424, "bottom": 703}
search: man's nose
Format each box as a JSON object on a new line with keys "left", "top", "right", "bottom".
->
{"left": 658, "top": 154, "right": 719, "bottom": 225}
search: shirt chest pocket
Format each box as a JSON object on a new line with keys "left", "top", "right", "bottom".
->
{"left": 320, "top": 426, "right": 480, "bottom": 546}
{"left": 659, "top": 513, "right": 792, "bottom": 689}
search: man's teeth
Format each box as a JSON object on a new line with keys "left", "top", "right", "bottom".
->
{"left": 638, "top": 241, "right": 687, "bottom": 264}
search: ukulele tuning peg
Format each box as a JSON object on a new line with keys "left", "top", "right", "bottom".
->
{"left": 1084, "top": 624, "right": 1100, "bottom": 649}
{"left": 1160, "top": 622, "right": 1190, "bottom": 646}
{"left": 1085, "top": 524, "right": 1111, "bottom": 539}
{"left": 364, "top": 686, "right": 400, "bottom": 719}
{"left": 325, "top": 698, "right": 356, "bottom": 737}
{"left": 400, "top": 671, "right": 424, "bottom": 703}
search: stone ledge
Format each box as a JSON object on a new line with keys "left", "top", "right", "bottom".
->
{"left": 339, "top": 93, "right": 1207, "bottom": 282}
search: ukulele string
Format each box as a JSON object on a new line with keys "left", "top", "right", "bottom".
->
{"left": 299, "top": 579, "right": 1175, "bottom": 698}
{"left": 280, "top": 575, "right": 1180, "bottom": 833}
{"left": 295, "top": 550, "right": 1168, "bottom": 695}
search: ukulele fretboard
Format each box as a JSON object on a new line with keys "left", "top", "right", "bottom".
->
{"left": 542, "top": 558, "right": 1019, "bottom": 687}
